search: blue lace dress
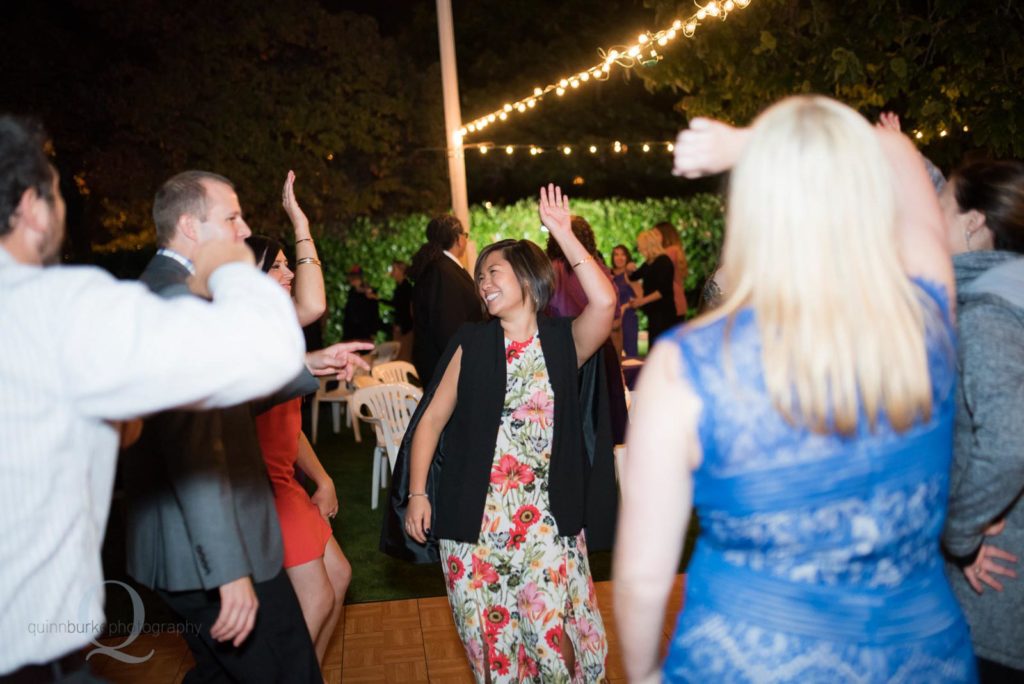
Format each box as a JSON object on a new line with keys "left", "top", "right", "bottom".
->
{"left": 663, "top": 280, "right": 977, "bottom": 683}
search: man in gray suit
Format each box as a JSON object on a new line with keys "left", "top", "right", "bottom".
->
{"left": 123, "top": 171, "right": 368, "bottom": 683}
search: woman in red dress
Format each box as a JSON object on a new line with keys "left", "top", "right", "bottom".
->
{"left": 247, "top": 172, "right": 351, "bottom": 665}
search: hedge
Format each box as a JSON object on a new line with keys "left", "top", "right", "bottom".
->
{"left": 317, "top": 194, "right": 725, "bottom": 344}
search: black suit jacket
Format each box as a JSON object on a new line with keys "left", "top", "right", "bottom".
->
{"left": 411, "top": 254, "right": 482, "bottom": 384}
{"left": 122, "top": 254, "right": 317, "bottom": 591}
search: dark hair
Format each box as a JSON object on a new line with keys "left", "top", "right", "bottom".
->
{"left": 951, "top": 160, "right": 1024, "bottom": 254}
{"left": 0, "top": 116, "right": 55, "bottom": 237}
{"left": 611, "top": 244, "right": 633, "bottom": 265}
{"left": 546, "top": 215, "right": 598, "bottom": 262}
{"left": 152, "top": 170, "right": 234, "bottom": 247}
{"left": 653, "top": 221, "right": 681, "bottom": 248}
{"left": 475, "top": 239, "right": 555, "bottom": 314}
{"left": 408, "top": 214, "right": 464, "bottom": 280}
{"left": 245, "top": 235, "right": 284, "bottom": 273}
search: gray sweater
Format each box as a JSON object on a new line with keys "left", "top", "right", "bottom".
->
{"left": 943, "top": 250, "right": 1024, "bottom": 671}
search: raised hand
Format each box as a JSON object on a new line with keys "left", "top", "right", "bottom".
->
{"left": 538, "top": 183, "right": 571, "bottom": 237}
{"left": 282, "top": 170, "right": 310, "bottom": 236}
{"left": 876, "top": 111, "right": 902, "bottom": 133}
{"left": 672, "top": 117, "right": 751, "bottom": 179}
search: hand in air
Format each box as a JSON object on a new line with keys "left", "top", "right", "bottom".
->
{"left": 672, "top": 117, "right": 750, "bottom": 178}
{"left": 282, "top": 170, "right": 310, "bottom": 235}
{"left": 538, "top": 183, "right": 571, "bottom": 237}
{"left": 876, "top": 112, "right": 902, "bottom": 133}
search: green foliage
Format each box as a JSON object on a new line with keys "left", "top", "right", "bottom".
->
{"left": 317, "top": 194, "right": 724, "bottom": 343}
{"left": 641, "top": 0, "right": 1024, "bottom": 167}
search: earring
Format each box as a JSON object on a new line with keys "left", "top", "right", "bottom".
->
{"left": 964, "top": 227, "right": 973, "bottom": 251}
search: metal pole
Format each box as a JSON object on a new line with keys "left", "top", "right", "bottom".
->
{"left": 435, "top": 0, "right": 471, "bottom": 248}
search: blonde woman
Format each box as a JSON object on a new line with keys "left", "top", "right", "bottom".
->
{"left": 626, "top": 229, "right": 677, "bottom": 345}
{"left": 614, "top": 96, "right": 975, "bottom": 682}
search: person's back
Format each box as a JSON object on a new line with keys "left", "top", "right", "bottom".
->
{"left": 663, "top": 281, "right": 973, "bottom": 679}
{"left": 613, "top": 96, "right": 975, "bottom": 683}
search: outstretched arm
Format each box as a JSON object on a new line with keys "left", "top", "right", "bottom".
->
{"left": 539, "top": 184, "right": 615, "bottom": 366}
{"left": 283, "top": 171, "right": 327, "bottom": 326}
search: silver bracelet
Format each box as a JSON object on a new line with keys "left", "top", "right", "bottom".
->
{"left": 296, "top": 257, "right": 321, "bottom": 267}
{"left": 408, "top": 492, "right": 429, "bottom": 500}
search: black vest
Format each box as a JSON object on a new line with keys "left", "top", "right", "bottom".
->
{"left": 381, "top": 316, "right": 618, "bottom": 563}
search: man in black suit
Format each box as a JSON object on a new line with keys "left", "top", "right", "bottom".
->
{"left": 408, "top": 215, "right": 483, "bottom": 384}
{"left": 123, "top": 170, "right": 366, "bottom": 683}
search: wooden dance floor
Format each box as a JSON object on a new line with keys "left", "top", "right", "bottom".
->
{"left": 91, "top": 575, "right": 685, "bottom": 683}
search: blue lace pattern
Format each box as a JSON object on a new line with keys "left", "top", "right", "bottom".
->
{"left": 662, "top": 280, "right": 977, "bottom": 682}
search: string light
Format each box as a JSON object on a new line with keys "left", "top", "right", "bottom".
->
{"left": 456, "top": 140, "right": 677, "bottom": 157}
{"left": 456, "top": 0, "right": 755, "bottom": 142}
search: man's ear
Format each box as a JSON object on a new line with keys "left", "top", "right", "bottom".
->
{"left": 177, "top": 213, "right": 198, "bottom": 242}
{"left": 13, "top": 186, "right": 46, "bottom": 236}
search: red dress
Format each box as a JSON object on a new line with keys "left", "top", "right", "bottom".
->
{"left": 255, "top": 398, "right": 332, "bottom": 568}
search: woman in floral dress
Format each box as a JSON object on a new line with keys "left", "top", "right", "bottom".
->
{"left": 403, "top": 184, "right": 617, "bottom": 682}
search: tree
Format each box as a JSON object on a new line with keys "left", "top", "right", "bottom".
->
{"left": 641, "top": 0, "right": 1024, "bottom": 167}
{"left": 1, "top": 0, "right": 450, "bottom": 255}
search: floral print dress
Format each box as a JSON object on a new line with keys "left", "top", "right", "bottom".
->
{"left": 440, "top": 334, "right": 608, "bottom": 683}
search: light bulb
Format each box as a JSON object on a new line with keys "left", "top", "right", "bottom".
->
{"left": 628, "top": 45, "right": 640, "bottom": 57}
{"left": 563, "top": 146, "right": 571, "bottom": 155}
{"left": 589, "top": 145, "right": 597, "bottom": 153}
{"left": 559, "top": 78, "right": 569, "bottom": 88}
{"left": 658, "top": 37, "right": 668, "bottom": 46}
{"left": 503, "top": 104, "right": 512, "bottom": 112}
{"left": 556, "top": 87, "right": 565, "bottom": 96}
{"left": 638, "top": 33, "right": 649, "bottom": 44}
{"left": 667, "top": 143, "right": 675, "bottom": 152}
{"left": 506, "top": 146, "right": 513, "bottom": 154}
{"left": 570, "top": 79, "right": 580, "bottom": 88}
{"left": 533, "top": 87, "right": 543, "bottom": 96}
{"left": 480, "top": 146, "right": 488, "bottom": 154}
{"left": 498, "top": 112, "right": 507, "bottom": 120}
{"left": 642, "top": 143, "right": 651, "bottom": 152}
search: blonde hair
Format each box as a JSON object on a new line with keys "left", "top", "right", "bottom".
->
{"left": 636, "top": 229, "right": 665, "bottom": 261}
{"left": 706, "top": 96, "right": 936, "bottom": 434}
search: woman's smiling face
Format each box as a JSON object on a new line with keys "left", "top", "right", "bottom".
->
{"left": 477, "top": 250, "right": 527, "bottom": 318}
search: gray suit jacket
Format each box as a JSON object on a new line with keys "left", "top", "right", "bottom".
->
{"left": 122, "top": 254, "right": 317, "bottom": 591}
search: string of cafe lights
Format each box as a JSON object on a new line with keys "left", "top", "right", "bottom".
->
{"left": 465, "top": 140, "right": 677, "bottom": 156}
{"left": 454, "top": 0, "right": 753, "bottom": 144}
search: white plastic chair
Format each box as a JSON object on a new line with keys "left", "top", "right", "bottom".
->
{"left": 370, "top": 341, "right": 401, "bottom": 366}
{"left": 349, "top": 382, "right": 423, "bottom": 510}
{"left": 311, "top": 377, "right": 354, "bottom": 444}
{"left": 371, "top": 360, "right": 419, "bottom": 385}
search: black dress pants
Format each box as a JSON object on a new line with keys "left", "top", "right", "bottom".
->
{"left": 157, "top": 570, "right": 319, "bottom": 684}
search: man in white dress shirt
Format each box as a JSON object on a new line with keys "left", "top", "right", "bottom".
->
{"left": 0, "top": 116, "right": 347, "bottom": 682}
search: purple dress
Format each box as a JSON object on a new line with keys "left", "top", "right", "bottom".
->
{"left": 612, "top": 272, "right": 638, "bottom": 357}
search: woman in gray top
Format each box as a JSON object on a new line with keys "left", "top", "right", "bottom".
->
{"left": 940, "top": 159, "right": 1024, "bottom": 682}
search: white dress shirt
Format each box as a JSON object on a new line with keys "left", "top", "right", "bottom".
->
{"left": 0, "top": 246, "right": 306, "bottom": 673}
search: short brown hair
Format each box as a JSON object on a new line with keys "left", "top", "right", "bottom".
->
{"left": 475, "top": 239, "right": 555, "bottom": 314}
{"left": 152, "top": 170, "right": 234, "bottom": 246}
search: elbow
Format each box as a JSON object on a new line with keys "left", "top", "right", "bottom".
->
{"left": 296, "top": 299, "right": 327, "bottom": 327}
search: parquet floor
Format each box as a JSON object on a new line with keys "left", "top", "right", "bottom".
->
{"left": 90, "top": 575, "right": 685, "bottom": 683}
